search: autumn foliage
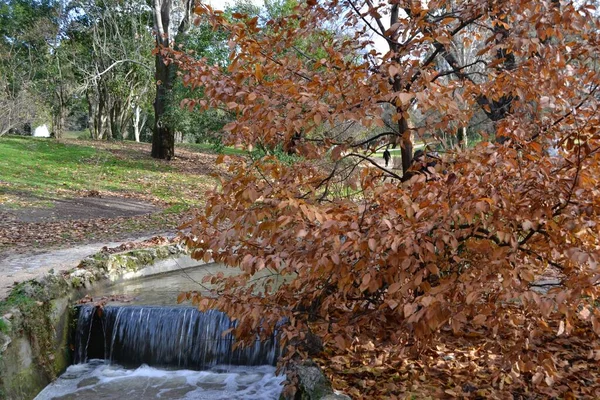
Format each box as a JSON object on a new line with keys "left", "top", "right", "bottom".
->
{"left": 174, "top": 0, "right": 600, "bottom": 397}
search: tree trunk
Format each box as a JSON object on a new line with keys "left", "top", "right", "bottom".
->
{"left": 151, "top": 0, "right": 192, "bottom": 160}
{"left": 52, "top": 103, "right": 65, "bottom": 140}
{"left": 133, "top": 105, "right": 142, "bottom": 142}
{"left": 96, "top": 86, "right": 108, "bottom": 140}
{"left": 457, "top": 126, "right": 467, "bottom": 150}
{"left": 152, "top": 47, "right": 174, "bottom": 158}
{"left": 174, "top": 130, "right": 183, "bottom": 143}
{"left": 87, "top": 90, "right": 97, "bottom": 139}
{"left": 52, "top": 86, "right": 67, "bottom": 139}
{"left": 109, "top": 99, "right": 128, "bottom": 140}
{"left": 389, "top": 4, "right": 413, "bottom": 175}
{"left": 398, "top": 115, "right": 412, "bottom": 174}
{"left": 152, "top": 0, "right": 173, "bottom": 159}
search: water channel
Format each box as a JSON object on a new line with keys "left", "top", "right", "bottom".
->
{"left": 34, "top": 263, "right": 285, "bottom": 399}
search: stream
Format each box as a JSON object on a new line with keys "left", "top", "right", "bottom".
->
{"left": 34, "top": 360, "right": 284, "bottom": 399}
{"left": 34, "top": 264, "right": 285, "bottom": 399}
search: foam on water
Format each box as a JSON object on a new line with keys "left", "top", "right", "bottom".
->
{"left": 35, "top": 360, "right": 284, "bottom": 400}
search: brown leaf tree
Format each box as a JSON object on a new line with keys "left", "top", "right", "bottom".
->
{"left": 174, "top": 0, "right": 600, "bottom": 397}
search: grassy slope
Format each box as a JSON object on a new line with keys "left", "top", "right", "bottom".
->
{"left": 0, "top": 136, "right": 221, "bottom": 251}
{"left": 0, "top": 136, "right": 213, "bottom": 209}
{"left": 179, "top": 142, "right": 247, "bottom": 156}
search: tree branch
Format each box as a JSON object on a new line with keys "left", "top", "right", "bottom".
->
{"left": 92, "top": 59, "right": 152, "bottom": 80}
{"left": 346, "top": 152, "right": 403, "bottom": 180}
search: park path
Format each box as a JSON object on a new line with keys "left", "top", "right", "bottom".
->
{"left": 0, "top": 232, "right": 174, "bottom": 300}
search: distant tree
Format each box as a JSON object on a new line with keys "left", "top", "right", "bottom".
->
{"left": 0, "top": 0, "right": 60, "bottom": 136}
{"left": 65, "top": 0, "right": 154, "bottom": 140}
{"left": 162, "top": 9, "right": 234, "bottom": 145}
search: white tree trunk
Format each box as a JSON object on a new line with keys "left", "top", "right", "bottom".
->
{"left": 458, "top": 126, "right": 467, "bottom": 149}
{"left": 133, "top": 105, "right": 141, "bottom": 142}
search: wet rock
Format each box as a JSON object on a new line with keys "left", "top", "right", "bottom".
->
{"left": 196, "top": 381, "right": 227, "bottom": 390}
{"left": 0, "top": 244, "right": 189, "bottom": 399}
{"left": 282, "top": 360, "right": 351, "bottom": 400}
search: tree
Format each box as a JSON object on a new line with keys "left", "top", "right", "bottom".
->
{"left": 65, "top": 0, "right": 154, "bottom": 141}
{"left": 151, "top": 0, "right": 193, "bottom": 159}
{"left": 176, "top": 0, "right": 600, "bottom": 396}
{"left": 161, "top": 6, "right": 239, "bottom": 145}
{"left": 0, "top": 0, "right": 60, "bottom": 136}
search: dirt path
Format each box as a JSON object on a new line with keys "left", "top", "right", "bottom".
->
{"left": 0, "top": 195, "right": 181, "bottom": 300}
{"left": 0, "top": 194, "right": 187, "bottom": 254}
{"left": 0, "top": 196, "right": 158, "bottom": 223}
{"left": 0, "top": 197, "right": 183, "bottom": 299}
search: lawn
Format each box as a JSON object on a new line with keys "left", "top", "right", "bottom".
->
{"left": 179, "top": 141, "right": 247, "bottom": 156}
{"left": 369, "top": 142, "right": 426, "bottom": 158}
{"left": 0, "top": 136, "right": 215, "bottom": 208}
{"left": 0, "top": 136, "right": 226, "bottom": 252}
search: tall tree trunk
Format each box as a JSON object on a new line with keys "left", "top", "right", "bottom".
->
{"left": 109, "top": 99, "right": 125, "bottom": 140}
{"left": 457, "top": 126, "right": 467, "bottom": 149}
{"left": 151, "top": 0, "right": 174, "bottom": 160}
{"left": 151, "top": 0, "right": 192, "bottom": 160}
{"left": 398, "top": 115, "right": 412, "bottom": 174}
{"left": 133, "top": 105, "right": 142, "bottom": 142}
{"left": 53, "top": 54, "right": 66, "bottom": 139}
{"left": 152, "top": 48, "right": 174, "bottom": 158}
{"left": 96, "top": 85, "right": 108, "bottom": 140}
{"left": 174, "top": 130, "right": 183, "bottom": 143}
{"left": 87, "top": 90, "right": 97, "bottom": 139}
{"left": 52, "top": 109, "right": 64, "bottom": 139}
{"left": 52, "top": 86, "right": 66, "bottom": 139}
{"left": 388, "top": 4, "right": 413, "bottom": 175}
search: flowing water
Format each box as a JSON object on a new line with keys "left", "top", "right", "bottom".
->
{"left": 37, "top": 305, "right": 283, "bottom": 399}
{"left": 74, "top": 305, "right": 279, "bottom": 368}
{"left": 34, "top": 360, "right": 284, "bottom": 400}
{"left": 85, "top": 261, "right": 285, "bottom": 306}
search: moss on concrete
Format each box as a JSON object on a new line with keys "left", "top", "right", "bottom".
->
{"left": 2, "top": 360, "right": 48, "bottom": 400}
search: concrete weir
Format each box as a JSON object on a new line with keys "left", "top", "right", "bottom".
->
{"left": 0, "top": 244, "right": 201, "bottom": 399}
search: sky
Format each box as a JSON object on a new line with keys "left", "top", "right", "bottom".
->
{"left": 203, "top": 0, "right": 390, "bottom": 54}
{"left": 206, "top": 0, "right": 264, "bottom": 11}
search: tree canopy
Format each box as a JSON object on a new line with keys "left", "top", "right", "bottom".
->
{"left": 174, "top": 0, "right": 600, "bottom": 397}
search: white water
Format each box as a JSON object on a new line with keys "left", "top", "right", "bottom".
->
{"left": 35, "top": 360, "right": 284, "bottom": 400}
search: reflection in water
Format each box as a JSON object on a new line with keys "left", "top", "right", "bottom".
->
{"left": 88, "top": 262, "right": 284, "bottom": 306}
{"left": 35, "top": 360, "right": 284, "bottom": 400}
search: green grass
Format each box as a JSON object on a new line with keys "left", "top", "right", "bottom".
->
{"left": 0, "top": 136, "right": 213, "bottom": 208}
{"left": 180, "top": 142, "right": 247, "bottom": 156}
{"left": 0, "top": 283, "right": 37, "bottom": 317}
{"left": 164, "top": 203, "right": 192, "bottom": 214}
{"left": 62, "top": 130, "right": 90, "bottom": 140}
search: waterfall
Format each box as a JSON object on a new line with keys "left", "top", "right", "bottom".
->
{"left": 74, "top": 305, "right": 279, "bottom": 369}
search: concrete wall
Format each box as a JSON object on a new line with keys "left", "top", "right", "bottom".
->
{"left": 0, "top": 245, "right": 191, "bottom": 400}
